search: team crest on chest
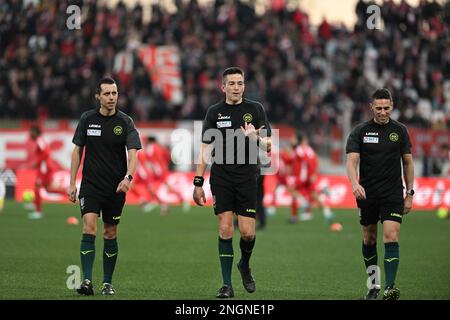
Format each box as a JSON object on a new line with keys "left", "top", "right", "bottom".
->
{"left": 114, "top": 126, "right": 123, "bottom": 135}
{"left": 389, "top": 132, "right": 399, "bottom": 142}
{"left": 243, "top": 113, "right": 253, "bottom": 123}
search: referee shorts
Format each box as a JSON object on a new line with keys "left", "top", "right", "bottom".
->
{"left": 79, "top": 193, "right": 126, "bottom": 225}
{"left": 357, "top": 198, "right": 404, "bottom": 226}
{"left": 210, "top": 183, "right": 257, "bottom": 218}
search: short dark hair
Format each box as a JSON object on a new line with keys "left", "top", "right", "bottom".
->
{"left": 372, "top": 88, "right": 393, "bottom": 102}
{"left": 30, "top": 125, "right": 41, "bottom": 135}
{"left": 296, "top": 130, "right": 309, "bottom": 143}
{"left": 96, "top": 77, "right": 116, "bottom": 94}
{"left": 222, "top": 67, "right": 244, "bottom": 84}
{"left": 147, "top": 136, "right": 156, "bottom": 143}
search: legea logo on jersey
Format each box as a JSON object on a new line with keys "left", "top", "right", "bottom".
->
{"left": 243, "top": 113, "right": 253, "bottom": 122}
{"left": 114, "top": 126, "right": 123, "bottom": 135}
{"left": 389, "top": 133, "right": 399, "bottom": 142}
{"left": 217, "top": 113, "right": 231, "bottom": 120}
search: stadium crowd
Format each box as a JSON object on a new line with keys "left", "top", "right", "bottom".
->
{"left": 0, "top": 0, "right": 448, "bottom": 135}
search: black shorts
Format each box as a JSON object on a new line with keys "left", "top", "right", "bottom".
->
{"left": 357, "top": 199, "right": 404, "bottom": 226}
{"left": 79, "top": 193, "right": 126, "bottom": 225}
{"left": 210, "top": 183, "right": 257, "bottom": 218}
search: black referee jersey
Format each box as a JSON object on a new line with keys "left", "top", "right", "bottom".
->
{"left": 201, "top": 98, "right": 271, "bottom": 185}
{"left": 72, "top": 108, "right": 142, "bottom": 198}
{"left": 346, "top": 119, "right": 412, "bottom": 202}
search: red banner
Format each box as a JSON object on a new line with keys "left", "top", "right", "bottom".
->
{"left": 409, "top": 128, "right": 449, "bottom": 158}
{"left": 0, "top": 124, "right": 179, "bottom": 170}
{"left": 14, "top": 169, "right": 450, "bottom": 210}
{"left": 2, "top": 124, "right": 448, "bottom": 170}
{"left": 137, "top": 45, "right": 183, "bottom": 104}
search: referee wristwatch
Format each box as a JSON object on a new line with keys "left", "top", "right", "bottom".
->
{"left": 406, "top": 189, "right": 415, "bottom": 196}
{"left": 125, "top": 174, "right": 133, "bottom": 182}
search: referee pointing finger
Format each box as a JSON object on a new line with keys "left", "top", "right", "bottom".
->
{"left": 193, "top": 67, "right": 272, "bottom": 299}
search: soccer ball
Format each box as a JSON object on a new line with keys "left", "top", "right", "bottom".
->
{"left": 22, "top": 189, "right": 35, "bottom": 202}
{"left": 330, "top": 222, "right": 343, "bottom": 232}
{"left": 66, "top": 216, "right": 79, "bottom": 225}
{"left": 437, "top": 207, "right": 448, "bottom": 220}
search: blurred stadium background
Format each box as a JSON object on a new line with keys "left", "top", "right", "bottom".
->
{"left": 0, "top": 0, "right": 449, "bottom": 299}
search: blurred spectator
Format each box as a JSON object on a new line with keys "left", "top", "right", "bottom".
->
{"left": 0, "top": 0, "right": 448, "bottom": 136}
{"left": 433, "top": 143, "right": 450, "bottom": 177}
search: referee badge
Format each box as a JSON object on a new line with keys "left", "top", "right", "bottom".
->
{"left": 389, "top": 132, "right": 399, "bottom": 142}
{"left": 113, "top": 126, "right": 123, "bottom": 135}
{"left": 243, "top": 113, "right": 253, "bottom": 123}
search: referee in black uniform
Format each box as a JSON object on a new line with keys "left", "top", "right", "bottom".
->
{"left": 193, "top": 67, "right": 272, "bottom": 298}
{"left": 68, "top": 77, "right": 142, "bottom": 296}
{"left": 346, "top": 88, "right": 414, "bottom": 300}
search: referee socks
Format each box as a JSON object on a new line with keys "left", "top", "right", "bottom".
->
{"left": 218, "top": 237, "right": 234, "bottom": 286}
{"left": 239, "top": 237, "right": 255, "bottom": 269}
{"left": 103, "top": 238, "right": 118, "bottom": 284}
{"left": 80, "top": 233, "right": 96, "bottom": 281}
{"left": 384, "top": 242, "right": 400, "bottom": 288}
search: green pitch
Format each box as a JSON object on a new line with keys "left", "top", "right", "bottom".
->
{"left": 0, "top": 200, "right": 449, "bottom": 300}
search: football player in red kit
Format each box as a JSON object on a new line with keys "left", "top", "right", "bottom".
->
{"left": 131, "top": 136, "right": 189, "bottom": 214}
{"left": 266, "top": 146, "right": 291, "bottom": 215}
{"left": 27, "top": 126, "right": 67, "bottom": 219}
{"left": 286, "top": 132, "right": 336, "bottom": 227}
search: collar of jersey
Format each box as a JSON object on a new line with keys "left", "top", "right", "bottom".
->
{"left": 371, "top": 118, "right": 391, "bottom": 126}
{"left": 224, "top": 99, "right": 244, "bottom": 107}
{"left": 97, "top": 107, "right": 118, "bottom": 117}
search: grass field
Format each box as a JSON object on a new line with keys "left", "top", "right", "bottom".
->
{"left": 0, "top": 199, "right": 449, "bottom": 300}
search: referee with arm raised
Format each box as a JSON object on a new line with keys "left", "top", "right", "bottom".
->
{"left": 193, "top": 67, "right": 272, "bottom": 298}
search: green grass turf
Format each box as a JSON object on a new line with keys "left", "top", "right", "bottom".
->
{"left": 0, "top": 199, "right": 449, "bottom": 300}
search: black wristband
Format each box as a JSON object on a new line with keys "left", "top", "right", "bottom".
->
{"left": 193, "top": 176, "right": 204, "bottom": 187}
